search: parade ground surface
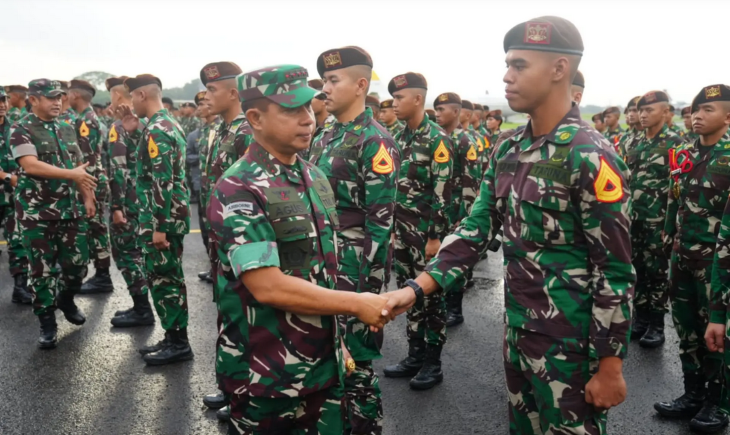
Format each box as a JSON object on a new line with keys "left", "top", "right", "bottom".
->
{"left": 0, "top": 205, "right": 709, "bottom": 435}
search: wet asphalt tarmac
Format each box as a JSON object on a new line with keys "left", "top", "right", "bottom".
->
{"left": 0, "top": 205, "right": 721, "bottom": 434}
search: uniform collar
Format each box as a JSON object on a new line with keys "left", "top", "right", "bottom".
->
{"left": 219, "top": 112, "right": 246, "bottom": 133}
{"left": 247, "top": 142, "right": 304, "bottom": 185}
{"left": 511, "top": 104, "right": 581, "bottom": 151}
{"left": 332, "top": 107, "right": 373, "bottom": 137}
{"left": 404, "top": 112, "right": 431, "bottom": 138}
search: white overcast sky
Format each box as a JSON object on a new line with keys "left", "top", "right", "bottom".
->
{"left": 0, "top": 0, "right": 726, "bottom": 107}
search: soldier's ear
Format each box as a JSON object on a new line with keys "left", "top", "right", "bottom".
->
{"left": 246, "top": 108, "right": 263, "bottom": 131}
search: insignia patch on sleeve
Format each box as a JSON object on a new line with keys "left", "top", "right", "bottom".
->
{"left": 109, "top": 125, "right": 118, "bottom": 143}
{"left": 434, "top": 140, "right": 450, "bottom": 163}
{"left": 466, "top": 145, "right": 478, "bottom": 161}
{"left": 372, "top": 143, "right": 394, "bottom": 174}
{"left": 594, "top": 157, "right": 623, "bottom": 203}
{"left": 225, "top": 201, "right": 255, "bottom": 214}
{"left": 148, "top": 137, "right": 159, "bottom": 158}
{"left": 79, "top": 121, "right": 90, "bottom": 138}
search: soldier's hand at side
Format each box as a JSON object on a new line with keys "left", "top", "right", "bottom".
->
{"left": 585, "top": 357, "right": 626, "bottom": 411}
{"left": 425, "top": 238, "right": 441, "bottom": 261}
{"left": 705, "top": 322, "right": 725, "bottom": 353}
{"left": 112, "top": 210, "right": 127, "bottom": 225}
{"left": 84, "top": 198, "right": 96, "bottom": 219}
{"left": 153, "top": 231, "right": 170, "bottom": 250}
{"left": 354, "top": 293, "right": 390, "bottom": 330}
{"left": 70, "top": 163, "right": 97, "bottom": 191}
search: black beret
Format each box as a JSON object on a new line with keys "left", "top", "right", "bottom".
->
{"left": 473, "top": 104, "right": 483, "bottom": 111}
{"left": 124, "top": 74, "right": 162, "bottom": 92}
{"left": 488, "top": 110, "right": 503, "bottom": 118}
{"left": 161, "top": 96, "right": 174, "bottom": 105}
{"left": 317, "top": 46, "right": 373, "bottom": 77}
{"left": 194, "top": 91, "right": 207, "bottom": 105}
{"left": 366, "top": 95, "right": 380, "bottom": 108}
{"left": 573, "top": 70, "right": 585, "bottom": 88}
{"left": 461, "top": 100, "right": 474, "bottom": 110}
{"left": 59, "top": 81, "right": 69, "bottom": 92}
{"left": 182, "top": 102, "right": 196, "bottom": 108}
{"left": 380, "top": 99, "right": 394, "bottom": 109}
{"left": 69, "top": 79, "right": 96, "bottom": 97}
{"left": 504, "top": 16, "right": 583, "bottom": 56}
{"left": 200, "top": 62, "right": 242, "bottom": 86}
{"left": 307, "top": 79, "right": 324, "bottom": 91}
{"left": 482, "top": 105, "right": 490, "bottom": 112}
{"left": 603, "top": 106, "right": 620, "bottom": 116}
{"left": 691, "top": 84, "right": 730, "bottom": 113}
{"left": 105, "top": 76, "right": 129, "bottom": 91}
{"left": 681, "top": 106, "right": 691, "bottom": 116}
{"left": 92, "top": 103, "right": 104, "bottom": 109}
{"left": 433, "top": 92, "right": 461, "bottom": 108}
{"left": 5, "top": 85, "right": 28, "bottom": 93}
{"left": 388, "top": 72, "right": 427, "bottom": 96}
{"left": 425, "top": 109, "right": 436, "bottom": 121}
{"left": 637, "top": 90, "right": 669, "bottom": 109}
{"left": 668, "top": 104, "right": 676, "bottom": 112}
{"left": 624, "top": 96, "right": 640, "bottom": 114}
{"left": 591, "top": 113, "right": 604, "bottom": 122}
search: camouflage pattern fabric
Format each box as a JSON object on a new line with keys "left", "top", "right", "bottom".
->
{"left": 603, "top": 126, "right": 624, "bottom": 153}
{"left": 207, "top": 142, "right": 344, "bottom": 399}
{"left": 385, "top": 120, "right": 404, "bottom": 139}
{"left": 710, "top": 193, "right": 730, "bottom": 399}
{"left": 394, "top": 114, "right": 453, "bottom": 348}
{"left": 109, "top": 119, "right": 148, "bottom": 296}
{"left": 616, "top": 127, "right": 641, "bottom": 158}
{"left": 197, "top": 118, "right": 219, "bottom": 249}
{"left": 308, "top": 107, "right": 399, "bottom": 434}
{"left": 504, "top": 327, "right": 607, "bottom": 434}
{"left": 425, "top": 106, "right": 634, "bottom": 430}
{"left": 344, "top": 360, "right": 383, "bottom": 435}
{"left": 136, "top": 108, "right": 190, "bottom": 330}
{"left": 228, "top": 386, "right": 344, "bottom": 435}
{"left": 448, "top": 125, "right": 480, "bottom": 226}
{"left": 669, "top": 123, "right": 686, "bottom": 137}
{"left": 179, "top": 115, "right": 201, "bottom": 137}
{"left": 57, "top": 108, "right": 77, "bottom": 126}
{"left": 75, "top": 106, "right": 111, "bottom": 270}
{"left": 625, "top": 124, "right": 684, "bottom": 314}
{"left": 0, "top": 117, "right": 28, "bottom": 277}
{"left": 7, "top": 106, "right": 27, "bottom": 124}
{"left": 685, "top": 131, "right": 700, "bottom": 143}
{"left": 476, "top": 123, "right": 491, "bottom": 175}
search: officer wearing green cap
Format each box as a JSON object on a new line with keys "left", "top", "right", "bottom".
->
{"left": 657, "top": 84, "right": 730, "bottom": 433}
{"left": 117, "top": 74, "right": 192, "bottom": 365}
{"left": 617, "top": 96, "right": 642, "bottom": 157}
{"left": 308, "top": 46, "right": 400, "bottom": 435}
{"left": 207, "top": 64, "right": 392, "bottom": 435}
{"left": 10, "top": 79, "right": 98, "bottom": 348}
{"left": 382, "top": 16, "right": 634, "bottom": 434}
{"left": 0, "top": 85, "right": 31, "bottom": 304}
{"left": 627, "top": 90, "right": 685, "bottom": 348}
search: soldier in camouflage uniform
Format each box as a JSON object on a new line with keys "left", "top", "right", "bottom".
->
{"left": 120, "top": 74, "right": 192, "bottom": 365}
{"left": 103, "top": 76, "right": 154, "bottom": 328}
{"left": 682, "top": 106, "right": 700, "bottom": 142}
{"left": 626, "top": 90, "right": 685, "bottom": 348}
{"left": 384, "top": 17, "right": 634, "bottom": 434}
{"left": 178, "top": 102, "right": 201, "bottom": 137}
{"left": 602, "top": 106, "right": 624, "bottom": 153}
{"left": 571, "top": 70, "right": 584, "bottom": 104}
{"left": 487, "top": 110, "right": 504, "bottom": 146}
{"left": 657, "top": 85, "right": 730, "bottom": 433}
{"left": 56, "top": 81, "right": 75, "bottom": 126}
{"left": 617, "top": 96, "right": 642, "bottom": 157}
{"left": 382, "top": 72, "right": 453, "bottom": 391}
{"left": 667, "top": 104, "right": 686, "bottom": 137}
{"left": 592, "top": 113, "right": 606, "bottom": 134}
{"left": 11, "top": 79, "right": 99, "bottom": 349}
{"left": 433, "top": 92, "right": 480, "bottom": 328}
{"left": 460, "top": 100, "right": 486, "bottom": 169}
{"left": 378, "top": 99, "right": 403, "bottom": 138}
{"left": 308, "top": 47, "right": 400, "bottom": 435}
{"left": 208, "top": 63, "right": 391, "bottom": 435}
{"left": 0, "top": 86, "right": 31, "bottom": 304}
{"left": 5, "top": 85, "right": 28, "bottom": 124}
{"left": 471, "top": 103, "right": 492, "bottom": 177}
{"left": 67, "top": 80, "right": 114, "bottom": 294}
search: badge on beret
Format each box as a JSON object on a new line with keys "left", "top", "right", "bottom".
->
{"left": 644, "top": 92, "right": 657, "bottom": 104}
{"left": 323, "top": 52, "right": 343, "bottom": 69}
{"left": 109, "top": 125, "right": 118, "bottom": 143}
{"left": 79, "top": 121, "right": 90, "bottom": 138}
{"left": 393, "top": 75, "right": 408, "bottom": 89}
{"left": 148, "top": 137, "right": 159, "bottom": 159}
{"left": 706, "top": 86, "right": 722, "bottom": 99}
{"left": 524, "top": 22, "right": 551, "bottom": 45}
{"left": 438, "top": 94, "right": 449, "bottom": 102}
{"left": 372, "top": 143, "right": 394, "bottom": 175}
{"left": 594, "top": 157, "right": 623, "bottom": 203}
{"left": 466, "top": 145, "right": 478, "bottom": 161}
{"left": 204, "top": 66, "right": 221, "bottom": 80}
{"left": 434, "top": 141, "right": 450, "bottom": 163}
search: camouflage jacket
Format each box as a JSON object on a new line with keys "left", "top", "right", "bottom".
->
{"left": 617, "top": 127, "right": 641, "bottom": 157}
{"left": 208, "top": 142, "right": 344, "bottom": 398}
{"left": 179, "top": 116, "right": 202, "bottom": 138}
{"left": 665, "top": 133, "right": 730, "bottom": 265}
{"left": 425, "top": 106, "right": 635, "bottom": 360}
{"left": 198, "top": 118, "right": 220, "bottom": 208}
{"left": 109, "top": 118, "right": 145, "bottom": 217}
{"left": 711, "top": 183, "right": 730, "bottom": 323}
{"left": 10, "top": 113, "right": 85, "bottom": 220}
{"left": 604, "top": 126, "right": 624, "bottom": 152}
{"left": 669, "top": 123, "right": 685, "bottom": 137}
{"left": 204, "top": 113, "right": 254, "bottom": 193}
{"left": 57, "top": 108, "right": 77, "bottom": 126}
{"left": 136, "top": 109, "right": 190, "bottom": 245}
{"left": 7, "top": 107, "right": 27, "bottom": 124}
{"left": 75, "top": 106, "right": 108, "bottom": 189}
{"left": 490, "top": 129, "right": 502, "bottom": 147}
{"left": 395, "top": 114, "right": 453, "bottom": 239}
{"left": 685, "top": 131, "right": 700, "bottom": 142}
{"left": 450, "top": 125, "right": 480, "bottom": 223}
{"left": 625, "top": 124, "right": 685, "bottom": 222}
{"left": 0, "top": 118, "right": 12, "bottom": 206}
{"left": 385, "top": 120, "right": 404, "bottom": 139}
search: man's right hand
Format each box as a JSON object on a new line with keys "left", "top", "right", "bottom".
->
{"left": 112, "top": 210, "right": 127, "bottom": 225}
{"left": 70, "top": 163, "right": 97, "bottom": 191}
{"left": 353, "top": 293, "right": 390, "bottom": 330}
{"left": 705, "top": 322, "right": 726, "bottom": 353}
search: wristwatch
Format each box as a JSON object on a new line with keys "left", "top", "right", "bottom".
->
{"left": 405, "top": 279, "right": 424, "bottom": 306}
{"left": 3, "top": 174, "right": 10, "bottom": 183}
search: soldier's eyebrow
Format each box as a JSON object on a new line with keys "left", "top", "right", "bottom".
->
{"left": 506, "top": 58, "right": 528, "bottom": 67}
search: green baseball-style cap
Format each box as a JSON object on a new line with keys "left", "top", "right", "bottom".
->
{"left": 0, "top": 87, "right": 6, "bottom": 98}
{"left": 28, "top": 79, "right": 65, "bottom": 97}
{"left": 237, "top": 65, "right": 317, "bottom": 108}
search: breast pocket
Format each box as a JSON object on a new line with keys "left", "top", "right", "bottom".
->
{"left": 519, "top": 187, "right": 575, "bottom": 245}
{"left": 407, "top": 146, "right": 431, "bottom": 179}
{"left": 273, "top": 216, "right": 315, "bottom": 271}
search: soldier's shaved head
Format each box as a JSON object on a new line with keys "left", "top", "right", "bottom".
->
{"left": 206, "top": 78, "right": 239, "bottom": 118}
{"left": 130, "top": 84, "right": 162, "bottom": 118}
{"left": 322, "top": 65, "right": 371, "bottom": 121}
{"left": 69, "top": 88, "right": 93, "bottom": 103}
{"left": 344, "top": 65, "right": 372, "bottom": 93}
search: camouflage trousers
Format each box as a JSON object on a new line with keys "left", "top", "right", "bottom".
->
{"left": 669, "top": 256, "right": 723, "bottom": 392}
{"left": 344, "top": 360, "right": 383, "bottom": 435}
{"left": 504, "top": 326, "right": 607, "bottom": 435}
{"left": 110, "top": 217, "right": 149, "bottom": 296}
{"left": 197, "top": 196, "right": 209, "bottom": 253}
{"left": 0, "top": 204, "right": 28, "bottom": 277}
{"left": 20, "top": 218, "right": 89, "bottom": 316}
{"left": 228, "top": 386, "right": 344, "bottom": 435}
{"left": 631, "top": 220, "right": 668, "bottom": 314}
{"left": 87, "top": 200, "right": 111, "bottom": 270}
{"left": 394, "top": 218, "right": 446, "bottom": 348}
{"left": 143, "top": 235, "right": 188, "bottom": 331}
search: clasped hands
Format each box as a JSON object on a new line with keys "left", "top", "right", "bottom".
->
{"left": 354, "top": 287, "right": 421, "bottom": 332}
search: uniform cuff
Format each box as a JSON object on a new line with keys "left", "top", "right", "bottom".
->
{"left": 591, "top": 337, "right": 627, "bottom": 360}
{"left": 229, "top": 241, "right": 280, "bottom": 278}
{"left": 710, "top": 310, "right": 726, "bottom": 325}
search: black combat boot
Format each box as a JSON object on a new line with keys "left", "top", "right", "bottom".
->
{"left": 216, "top": 405, "right": 230, "bottom": 422}
{"left": 654, "top": 372, "right": 706, "bottom": 418}
{"left": 38, "top": 312, "right": 58, "bottom": 350}
{"left": 445, "top": 291, "right": 464, "bottom": 327}
{"left": 198, "top": 271, "right": 211, "bottom": 282}
{"left": 640, "top": 311, "right": 665, "bottom": 348}
{"left": 143, "top": 328, "right": 194, "bottom": 365}
{"left": 56, "top": 291, "right": 86, "bottom": 325}
{"left": 111, "top": 293, "right": 155, "bottom": 327}
{"left": 409, "top": 345, "right": 444, "bottom": 390}
{"left": 690, "top": 381, "right": 729, "bottom": 433}
{"left": 139, "top": 331, "right": 172, "bottom": 355}
{"left": 203, "top": 392, "right": 229, "bottom": 409}
{"left": 79, "top": 268, "right": 114, "bottom": 294}
{"left": 632, "top": 307, "right": 650, "bottom": 339}
{"left": 383, "top": 339, "right": 425, "bottom": 378}
{"left": 11, "top": 274, "right": 32, "bottom": 304}
{"left": 114, "top": 306, "right": 134, "bottom": 317}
